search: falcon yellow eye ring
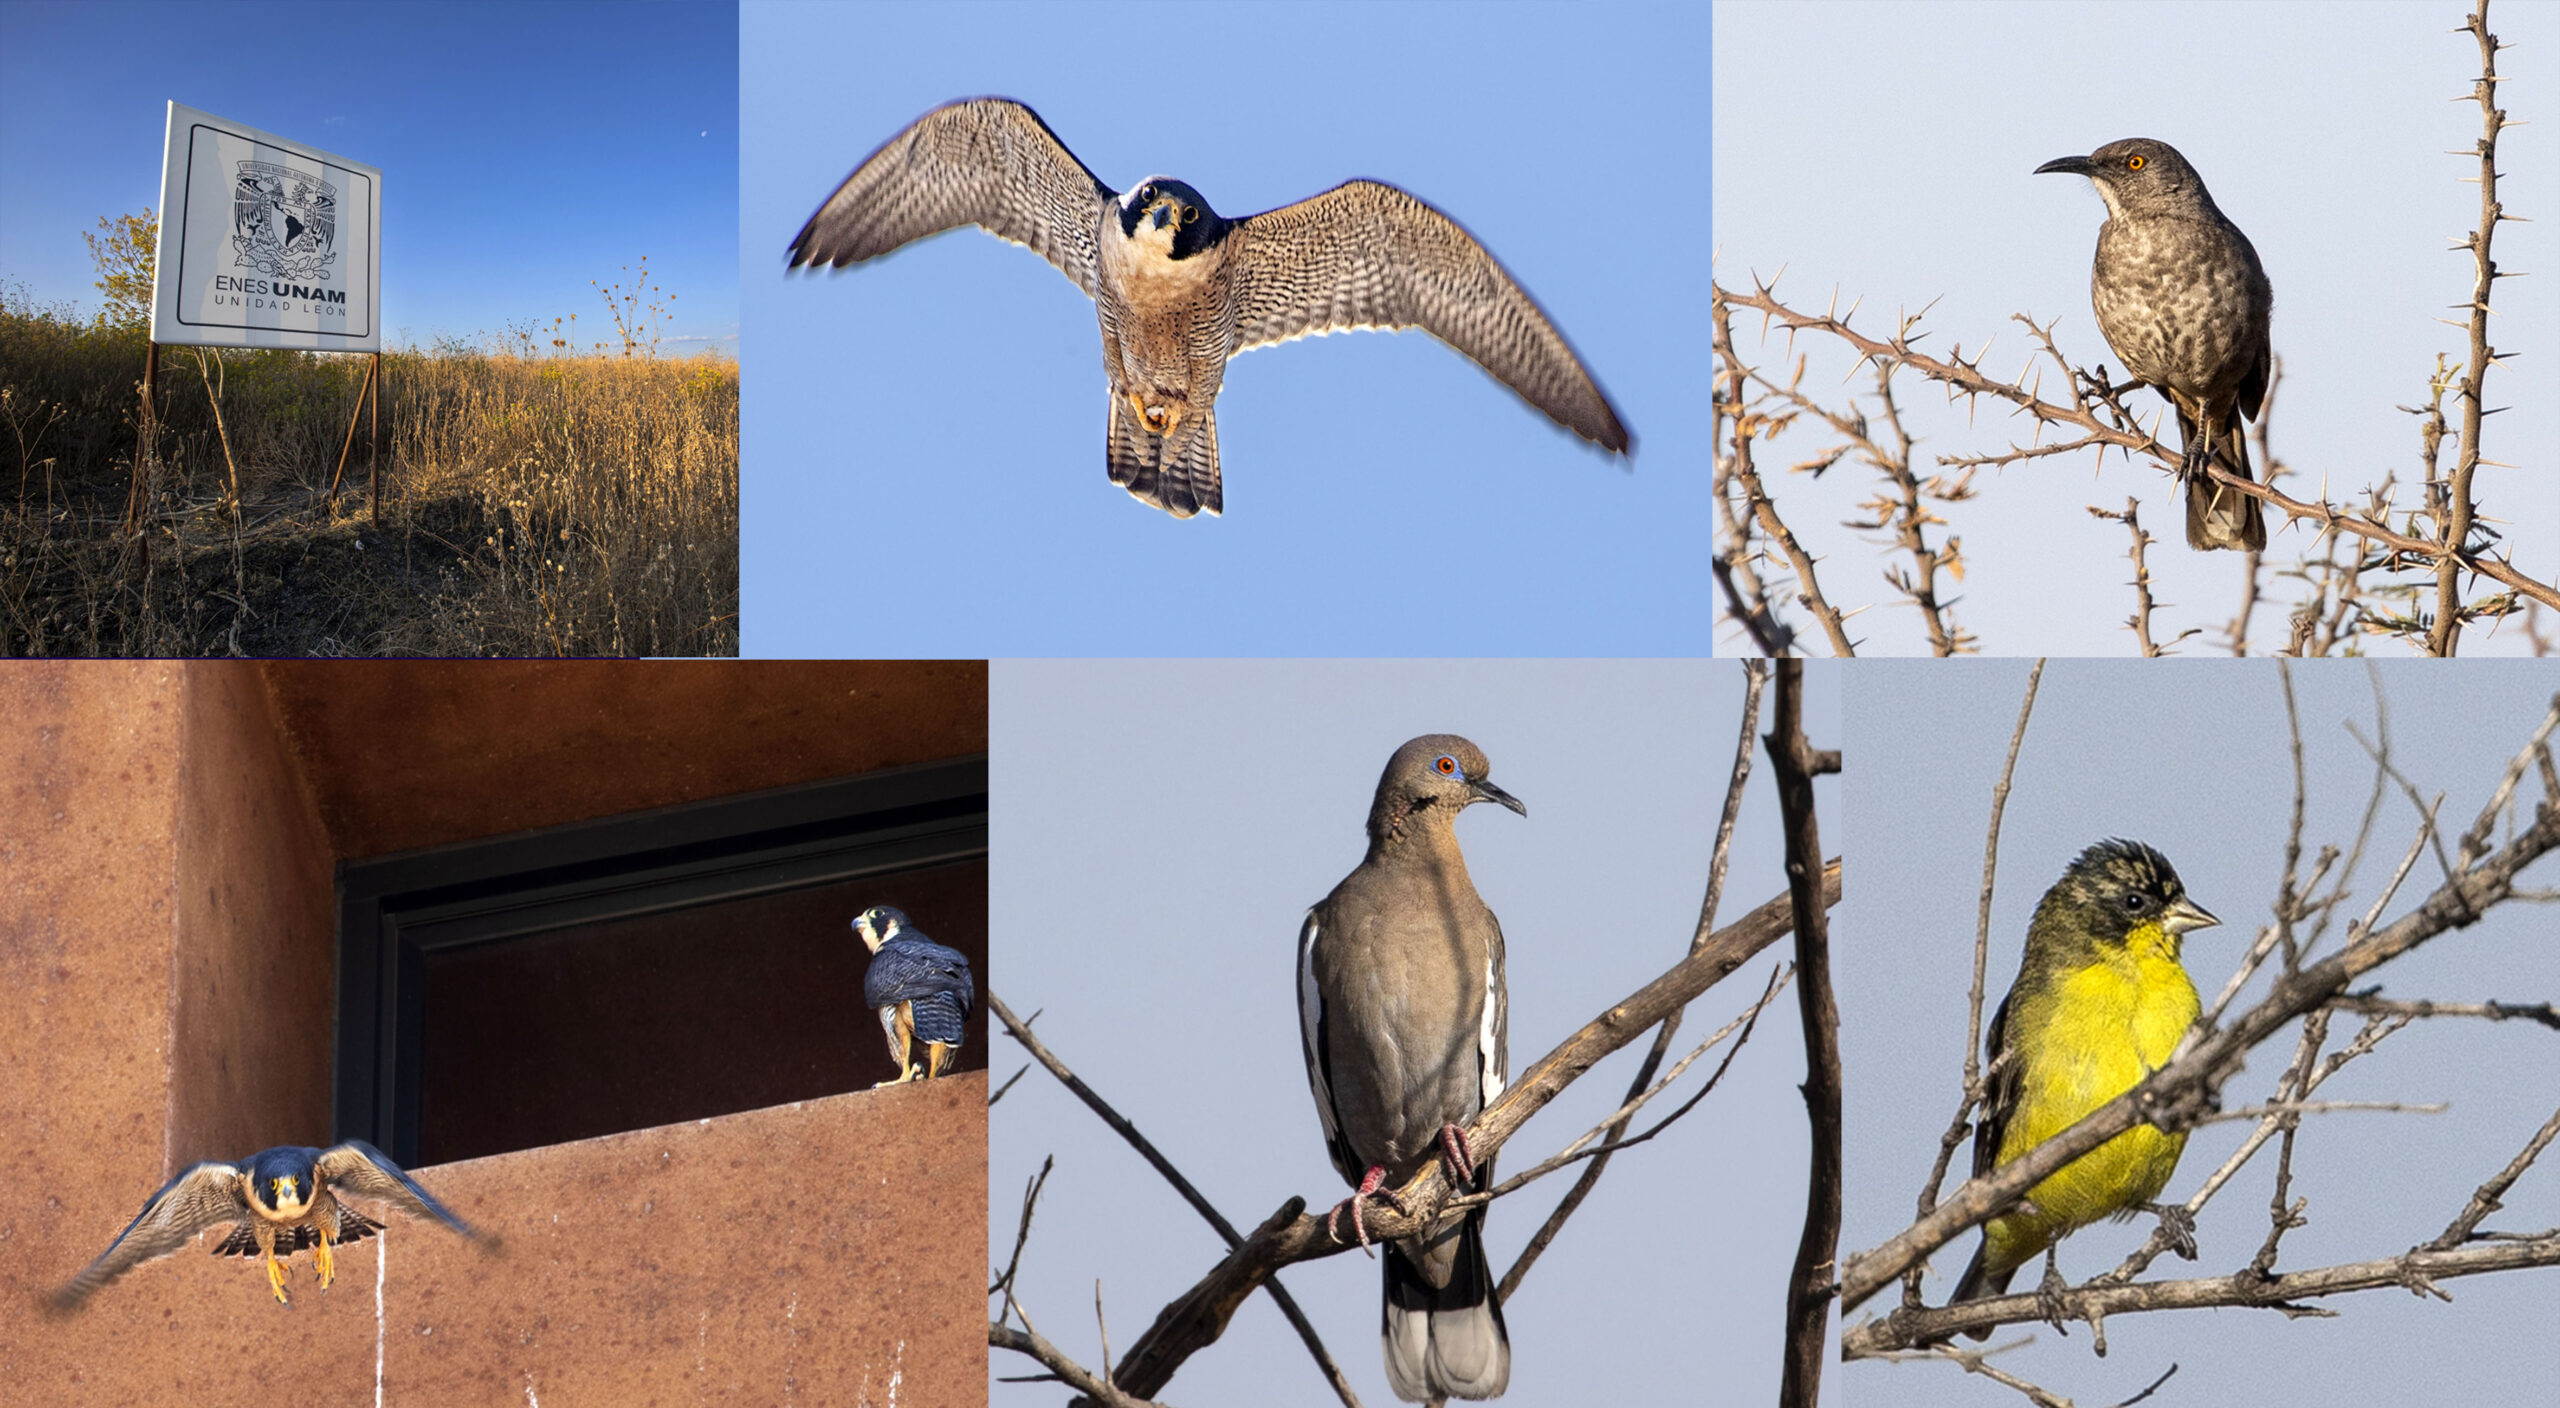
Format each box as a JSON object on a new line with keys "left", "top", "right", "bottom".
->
{"left": 2127, "top": 155, "right": 2146, "bottom": 171}
{"left": 1181, "top": 205, "right": 1197, "bottom": 225}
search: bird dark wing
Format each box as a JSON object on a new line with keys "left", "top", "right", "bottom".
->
{"left": 52, "top": 1161, "right": 251, "bottom": 1308}
{"left": 788, "top": 97, "right": 1115, "bottom": 299}
{"left": 1972, "top": 992, "right": 2020, "bottom": 1181}
{"left": 865, "top": 936, "right": 975, "bottom": 1013}
{"left": 314, "top": 1141, "right": 478, "bottom": 1238}
{"left": 1296, "top": 908, "right": 1364, "bottom": 1188}
{"left": 1226, "top": 180, "right": 1631, "bottom": 453}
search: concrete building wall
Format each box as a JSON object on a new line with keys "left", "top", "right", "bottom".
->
{"left": 166, "top": 663, "right": 338, "bottom": 1168}
{"left": 0, "top": 662, "right": 987, "bottom": 1406}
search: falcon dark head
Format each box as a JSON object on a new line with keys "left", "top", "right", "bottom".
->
{"left": 851, "top": 904, "right": 912, "bottom": 953}
{"left": 1117, "top": 177, "right": 1228, "bottom": 259}
{"left": 244, "top": 1148, "right": 316, "bottom": 1216}
{"left": 2034, "top": 138, "right": 2218, "bottom": 222}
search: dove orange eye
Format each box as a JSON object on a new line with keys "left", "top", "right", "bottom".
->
{"left": 1434, "top": 755, "right": 1459, "bottom": 776}
{"left": 2127, "top": 155, "right": 2146, "bottom": 171}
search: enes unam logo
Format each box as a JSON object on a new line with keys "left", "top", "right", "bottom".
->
{"left": 225, "top": 159, "right": 346, "bottom": 306}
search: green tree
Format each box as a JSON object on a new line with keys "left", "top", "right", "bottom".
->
{"left": 83, "top": 207, "right": 156, "bottom": 331}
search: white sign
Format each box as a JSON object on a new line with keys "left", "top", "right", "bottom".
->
{"left": 150, "top": 101, "right": 381, "bottom": 352}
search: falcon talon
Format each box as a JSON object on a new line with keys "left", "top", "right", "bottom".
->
{"left": 51, "top": 1141, "right": 480, "bottom": 1310}
{"left": 854, "top": 906, "right": 975, "bottom": 1088}
{"left": 790, "top": 98, "right": 1632, "bottom": 519}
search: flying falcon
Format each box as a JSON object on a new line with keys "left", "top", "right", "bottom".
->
{"left": 854, "top": 905, "right": 976, "bottom": 1086}
{"left": 789, "top": 97, "right": 1632, "bottom": 518}
{"left": 53, "top": 1141, "right": 479, "bottom": 1309}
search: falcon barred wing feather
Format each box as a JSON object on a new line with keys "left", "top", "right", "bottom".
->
{"left": 51, "top": 1162, "right": 252, "bottom": 1308}
{"left": 864, "top": 935, "right": 976, "bottom": 1015}
{"left": 788, "top": 98, "right": 1115, "bottom": 299}
{"left": 314, "top": 1141, "right": 479, "bottom": 1239}
{"left": 1226, "top": 180, "right": 1631, "bottom": 454}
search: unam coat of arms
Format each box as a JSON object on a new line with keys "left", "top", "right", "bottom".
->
{"left": 231, "top": 160, "right": 339, "bottom": 281}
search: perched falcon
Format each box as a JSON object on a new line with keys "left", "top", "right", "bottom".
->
{"left": 53, "top": 1141, "right": 479, "bottom": 1309}
{"left": 789, "top": 97, "right": 1632, "bottom": 518}
{"left": 853, "top": 905, "right": 976, "bottom": 1086}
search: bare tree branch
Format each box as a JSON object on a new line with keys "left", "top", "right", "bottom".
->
{"left": 1773, "top": 658, "right": 1844, "bottom": 1408}
{"left": 1500, "top": 662, "right": 1771, "bottom": 1299}
{"left": 1843, "top": 771, "right": 2560, "bottom": 1313}
{"left": 987, "top": 992, "right": 1361, "bottom": 1408}
{"left": 1095, "top": 868, "right": 1843, "bottom": 1401}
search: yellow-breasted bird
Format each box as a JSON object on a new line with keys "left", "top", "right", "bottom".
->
{"left": 1946, "top": 838, "right": 2218, "bottom": 1335}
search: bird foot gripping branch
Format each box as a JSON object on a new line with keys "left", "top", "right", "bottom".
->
{"left": 1325, "top": 1164, "right": 1409, "bottom": 1253}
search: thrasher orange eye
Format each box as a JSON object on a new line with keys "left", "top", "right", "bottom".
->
{"left": 1434, "top": 755, "right": 1458, "bottom": 776}
{"left": 2127, "top": 154, "right": 2146, "bottom": 171}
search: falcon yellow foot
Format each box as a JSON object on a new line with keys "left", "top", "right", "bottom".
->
{"left": 264, "top": 1250, "right": 291, "bottom": 1306}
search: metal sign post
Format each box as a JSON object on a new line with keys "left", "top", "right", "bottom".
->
{"left": 146, "top": 101, "right": 384, "bottom": 524}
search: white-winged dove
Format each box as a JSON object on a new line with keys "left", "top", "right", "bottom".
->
{"left": 1298, "top": 734, "right": 1523, "bottom": 1402}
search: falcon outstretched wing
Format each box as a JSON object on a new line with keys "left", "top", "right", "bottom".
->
{"left": 313, "top": 1141, "right": 478, "bottom": 1239}
{"left": 52, "top": 1161, "right": 251, "bottom": 1309}
{"left": 788, "top": 97, "right": 1116, "bottom": 299}
{"left": 1225, "top": 180, "right": 1631, "bottom": 453}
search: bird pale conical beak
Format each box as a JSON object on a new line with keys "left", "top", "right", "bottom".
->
{"left": 2163, "top": 896, "right": 2220, "bottom": 935}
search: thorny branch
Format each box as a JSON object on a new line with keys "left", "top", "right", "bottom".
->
{"left": 1713, "top": 289, "right": 1859, "bottom": 656}
{"left": 1716, "top": 278, "right": 2559, "bottom": 631}
{"left": 2430, "top": 0, "right": 2519, "bottom": 657}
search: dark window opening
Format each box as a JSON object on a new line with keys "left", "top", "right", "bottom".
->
{"left": 334, "top": 757, "right": 987, "bottom": 1167}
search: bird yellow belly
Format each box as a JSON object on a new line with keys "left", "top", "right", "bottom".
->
{"left": 1982, "top": 941, "right": 2198, "bottom": 1280}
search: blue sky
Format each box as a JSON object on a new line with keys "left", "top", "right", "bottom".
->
{"left": 741, "top": 1, "right": 1709, "bottom": 657}
{"left": 1713, "top": 1, "right": 2557, "bottom": 656}
{"left": 1840, "top": 660, "right": 2560, "bottom": 1404}
{"left": 0, "top": 0, "right": 738, "bottom": 356}
{"left": 992, "top": 660, "right": 1839, "bottom": 1405}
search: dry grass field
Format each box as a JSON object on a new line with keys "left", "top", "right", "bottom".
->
{"left": 0, "top": 288, "right": 737, "bottom": 657}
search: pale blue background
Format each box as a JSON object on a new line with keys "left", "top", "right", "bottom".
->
{"left": 0, "top": 0, "right": 740, "bottom": 355}
{"left": 1840, "top": 660, "right": 2560, "bottom": 1404}
{"left": 1713, "top": 1, "right": 2557, "bottom": 656}
{"left": 741, "top": 2, "right": 1710, "bottom": 657}
{"left": 992, "top": 660, "right": 1839, "bottom": 1405}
